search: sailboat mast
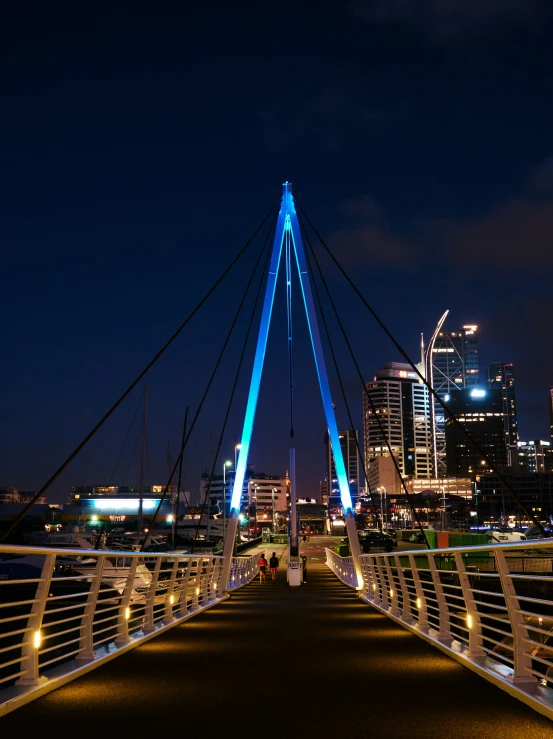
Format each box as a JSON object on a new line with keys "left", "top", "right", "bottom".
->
{"left": 173, "top": 406, "right": 188, "bottom": 548}
{"left": 138, "top": 384, "right": 149, "bottom": 533}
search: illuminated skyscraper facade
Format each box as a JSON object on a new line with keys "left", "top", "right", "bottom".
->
{"left": 514, "top": 441, "right": 553, "bottom": 474}
{"left": 487, "top": 362, "right": 518, "bottom": 465}
{"left": 550, "top": 387, "right": 553, "bottom": 445}
{"left": 325, "top": 429, "right": 360, "bottom": 511}
{"left": 445, "top": 388, "right": 508, "bottom": 478}
{"left": 363, "top": 362, "right": 432, "bottom": 481}
{"left": 429, "top": 323, "right": 479, "bottom": 476}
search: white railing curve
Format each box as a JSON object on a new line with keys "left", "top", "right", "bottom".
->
{"left": 0, "top": 544, "right": 257, "bottom": 717}
{"left": 326, "top": 539, "right": 553, "bottom": 721}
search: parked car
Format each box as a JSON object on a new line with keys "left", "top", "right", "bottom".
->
{"left": 358, "top": 530, "right": 396, "bottom": 553}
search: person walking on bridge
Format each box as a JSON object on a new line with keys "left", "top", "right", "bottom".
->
{"left": 269, "top": 552, "right": 279, "bottom": 583}
{"left": 258, "top": 553, "right": 268, "bottom": 583}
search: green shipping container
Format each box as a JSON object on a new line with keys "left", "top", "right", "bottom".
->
{"left": 424, "top": 530, "right": 437, "bottom": 549}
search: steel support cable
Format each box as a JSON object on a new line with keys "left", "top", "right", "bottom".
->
{"left": 108, "top": 386, "right": 146, "bottom": 486}
{"left": 301, "top": 224, "right": 382, "bottom": 532}
{"left": 191, "top": 217, "right": 276, "bottom": 551}
{"left": 141, "top": 214, "right": 278, "bottom": 550}
{"left": 173, "top": 407, "right": 189, "bottom": 548}
{"left": 120, "top": 426, "right": 143, "bottom": 488}
{"left": 1, "top": 200, "right": 279, "bottom": 543}
{"left": 297, "top": 202, "right": 546, "bottom": 537}
{"left": 300, "top": 221, "right": 429, "bottom": 546}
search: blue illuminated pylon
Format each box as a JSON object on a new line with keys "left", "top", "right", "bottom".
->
{"left": 222, "top": 182, "right": 362, "bottom": 588}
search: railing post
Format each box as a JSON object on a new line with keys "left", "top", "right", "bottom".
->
{"left": 374, "top": 557, "right": 386, "bottom": 606}
{"left": 17, "top": 554, "right": 56, "bottom": 686}
{"left": 365, "top": 557, "right": 379, "bottom": 602}
{"left": 228, "top": 556, "right": 236, "bottom": 590}
{"left": 428, "top": 553, "right": 452, "bottom": 645}
{"left": 115, "top": 557, "right": 138, "bottom": 646}
{"left": 77, "top": 555, "right": 105, "bottom": 661}
{"left": 409, "top": 554, "right": 429, "bottom": 633}
{"left": 496, "top": 549, "right": 536, "bottom": 685}
{"left": 163, "top": 557, "right": 180, "bottom": 624}
{"left": 212, "top": 558, "right": 224, "bottom": 598}
{"left": 359, "top": 556, "right": 370, "bottom": 599}
{"left": 176, "top": 557, "right": 192, "bottom": 617}
{"left": 395, "top": 554, "right": 413, "bottom": 624}
{"left": 453, "top": 551, "right": 486, "bottom": 659}
{"left": 143, "top": 557, "right": 162, "bottom": 634}
{"left": 384, "top": 557, "right": 401, "bottom": 616}
{"left": 192, "top": 559, "right": 200, "bottom": 610}
{"left": 200, "top": 559, "right": 210, "bottom": 605}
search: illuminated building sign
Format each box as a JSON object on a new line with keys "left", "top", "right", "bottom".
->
{"left": 85, "top": 499, "right": 161, "bottom": 511}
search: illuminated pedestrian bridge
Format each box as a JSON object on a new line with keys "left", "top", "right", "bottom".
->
{"left": 2, "top": 183, "right": 552, "bottom": 735}
{"left": 1, "top": 536, "right": 553, "bottom": 737}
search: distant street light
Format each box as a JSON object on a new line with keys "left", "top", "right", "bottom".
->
{"left": 223, "top": 461, "right": 232, "bottom": 539}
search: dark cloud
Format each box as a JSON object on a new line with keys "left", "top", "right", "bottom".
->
{"left": 354, "top": 0, "right": 545, "bottom": 40}
{"left": 331, "top": 158, "right": 553, "bottom": 269}
{"left": 259, "top": 85, "right": 400, "bottom": 152}
{"left": 328, "top": 224, "right": 413, "bottom": 266}
{"left": 422, "top": 198, "right": 553, "bottom": 267}
{"left": 419, "top": 158, "right": 553, "bottom": 267}
{"left": 527, "top": 156, "right": 553, "bottom": 194}
{"left": 328, "top": 194, "right": 412, "bottom": 265}
{"left": 340, "top": 196, "right": 383, "bottom": 223}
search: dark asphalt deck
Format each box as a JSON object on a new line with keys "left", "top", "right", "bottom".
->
{"left": 1, "top": 562, "right": 552, "bottom": 738}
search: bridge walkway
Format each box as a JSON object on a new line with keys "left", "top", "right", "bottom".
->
{"left": 1, "top": 544, "right": 551, "bottom": 738}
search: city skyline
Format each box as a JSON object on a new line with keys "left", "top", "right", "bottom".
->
{"left": 2, "top": 4, "right": 553, "bottom": 504}
{"left": 4, "top": 312, "right": 553, "bottom": 507}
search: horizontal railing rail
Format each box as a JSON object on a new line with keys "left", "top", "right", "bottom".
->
{"left": 0, "top": 544, "right": 256, "bottom": 716}
{"left": 326, "top": 539, "right": 553, "bottom": 721}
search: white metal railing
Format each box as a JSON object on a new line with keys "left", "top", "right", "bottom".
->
{"left": 325, "top": 547, "right": 357, "bottom": 587}
{"left": 326, "top": 539, "right": 553, "bottom": 720}
{"left": 0, "top": 545, "right": 256, "bottom": 715}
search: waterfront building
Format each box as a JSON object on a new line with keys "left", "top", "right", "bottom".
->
{"left": 363, "top": 362, "right": 432, "bottom": 481}
{"left": 325, "top": 429, "right": 360, "bottom": 513}
{"left": 0, "top": 487, "right": 47, "bottom": 505}
{"left": 514, "top": 440, "right": 553, "bottom": 474}
{"left": 200, "top": 467, "right": 287, "bottom": 518}
{"left": 429, "top": 322, "right": 479, "bottom": 476}
{"left": 476, "top": 471, "right": 553, "bottom": 521}
{"left": 319, "top": 479, "right": 328, "bottom": 506}
{"left": 550, "top": 387, "right": 553, "bottom": 445}
{"left": 445, "top": 388, "right": 508, "bottom": 478}
{"left": 487, "top": 363, "right": 518, "bottom": 465}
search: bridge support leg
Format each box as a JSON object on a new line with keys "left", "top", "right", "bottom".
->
{"left": 221, "top": 511, "right": 239, "bottom": 593}
{"left": 345, "top": 511, "right": 363, "bottom": 590}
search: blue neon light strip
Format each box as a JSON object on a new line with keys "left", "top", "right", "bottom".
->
{"left": 230, "top": 182, "right": 353, "bottom": 515}
{"left": 229, "top": 190, "right": 287, "bottom": 511}
{"left": 288, "top": 200, "right": 354, "bottom": 513}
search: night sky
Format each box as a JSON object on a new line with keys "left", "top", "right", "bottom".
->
{"left": 2, "top": 1, "right": 553, "bottom": 504}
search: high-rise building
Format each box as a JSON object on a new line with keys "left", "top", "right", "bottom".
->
{"left": 477, "top": 471, "right": 553, "bottom": 521}
{"left": 445, "top": 388, "right": 508, "bottom": 478}
{"left": 550, "top": 388, "right": 553, "bottom": 445}
{"left": 487, "top": 362, "right": 518, "bottom": 465}
{"left": 514, "top": 441, "right": 553, "bottom": 473}
{"left": 325, "top": 429, "right": 360, "bottom": 511}
{"left": 200, "top": 468, "right": 287, "bottom": 516}
{"left": 363, "top": 362, "right": 432, "bottom": 481}
{"left": 428, "top": 322, "right": 479, "bottom": 476}
{"left": 318, "top": 479, "right": 328, "bottom": 506}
